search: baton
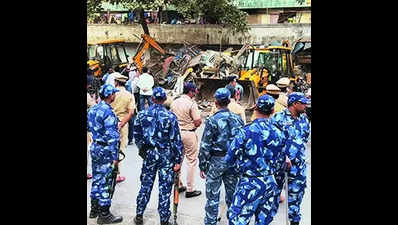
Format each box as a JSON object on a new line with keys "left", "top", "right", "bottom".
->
{"left": 173, "top": 171, "right": 180, "bottom": 225}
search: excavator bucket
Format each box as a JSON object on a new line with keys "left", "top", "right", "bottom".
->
{"left": 194, "top": 78, "right": 259, "bottom": 109}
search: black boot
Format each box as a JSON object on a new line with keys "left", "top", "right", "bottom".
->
{"left": 185, "top": 190, "right": 201, "bottom": 198}
{"left": 290, "top": 221, "right": 299, "bottom": 225}
{"left": 97, "top": 205, "right": 123, "bottom": 224}
{"left": 160, "top": 220, "right": 173, "bottom": 225}
{"left": 134, "top": 215, "right": 143, "bottom": 225}
{"left": 89, "top": 199, "right": 100, "bottom": 218}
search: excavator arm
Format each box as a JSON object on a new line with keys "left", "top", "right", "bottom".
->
{"left": 133, "top": 34, "right": 167, "bottom": 73}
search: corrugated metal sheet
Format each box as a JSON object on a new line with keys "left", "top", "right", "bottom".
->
{"left": 234, "top": 0, "right": 311, "bottom": 9}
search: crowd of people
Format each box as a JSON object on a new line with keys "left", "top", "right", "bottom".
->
{"left": 87, "top": 65, "right": 311, "bottom": 225}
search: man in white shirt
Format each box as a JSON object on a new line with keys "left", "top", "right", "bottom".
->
{"left": 136, "top": 67, "right": 154, "bottom": 111}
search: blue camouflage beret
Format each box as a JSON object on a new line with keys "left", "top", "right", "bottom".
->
{"left": 256, "top": 94, "right": 275, "bottom": 112}
{"left": 288, "top": 92, "right": 310, "bottom": 105}
{"left": 214, "top": 88, "right": 231, "bottom": 101}
{"left": 153, "top": 87, "right": 167, "bottom": 100}
{"left": 99, "top": 84, "right": 119, "bottom": 98}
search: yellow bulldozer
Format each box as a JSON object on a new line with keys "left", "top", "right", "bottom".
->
{"left": 87, "top": 39, "right": 131, "bottom": 96}
{"left": 87, "top": 39, "right": 131, "bottom": 77}
{"left": 194, "top": 41, "right": 298, "bottom": 109}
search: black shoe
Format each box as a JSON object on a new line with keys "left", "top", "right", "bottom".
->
{"left": 134, "top": 215, "right": 143, "bottom": 225}
{"left": 128, "top": 141, "right": 133, "bottom": 145}
{"left": 178, "top": 186, "right": 186, "bottom": 193}
{"left": 290, "top": 222, "right": 299, "bottom": 225}
{"left": 185, "top": 190, "right": 201, "bottom": 198}
{"left": 89, "top": 199, "right": 100, "bottom": 218}
{"left": 160, "top": 221, "right": 173, "bottom": 225}
{"left": 97, "top": 206, "right": 123, "bottom": 224}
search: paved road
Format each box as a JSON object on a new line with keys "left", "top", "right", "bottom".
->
{"left": 87, "top": 123, "right": 311, "bottom": 225}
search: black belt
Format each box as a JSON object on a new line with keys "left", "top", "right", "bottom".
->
{"left": 94, "top": 140, "right": 108, "bottom": 146}
{"left": 210, "top": 151, "right": 227, "bottom": 157}
{"left": 181, "top": 128, "right": 196, "bottom": 132}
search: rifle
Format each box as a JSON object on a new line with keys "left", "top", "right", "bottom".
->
{"left": 108, "top": 151, "right": 125, "bottom": 199}
{"left": 172, "top": 171, "right": 180, "bottom": 225}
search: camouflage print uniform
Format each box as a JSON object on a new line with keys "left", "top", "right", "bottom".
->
{"left": 225, "top": 116, "right": 285, "bottom": 225}
{"left": 87, "top": 100, "right": 120, "bottom": 207}
{"left": 133, "top": 100, "right": 183, "bottom": 223}
{"left": 199, "top": 107, "right": 244, "bottom": 225}
{"left": 271, "top": 99, "right": 310, "bottom": 223}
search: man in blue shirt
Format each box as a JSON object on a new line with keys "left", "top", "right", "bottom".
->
{"left": 225, "top": 94, "right": 285, "bottom": 225}
{"left": 271, "top": 92, "right": 310, "bottom": 225}
{"left": 133, "top": 87, "right": 183, "bottom": 225}
{"left": 199, "top": 88, "right": 244, "bottom": 225}
{"left": 226, "top": 75, "right": 244, "bottom": 102}
{"left": 87, "top": 84, "right": 123, "bottom": 224}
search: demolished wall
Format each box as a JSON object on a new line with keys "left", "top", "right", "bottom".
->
{"left": 87, "top": 24, "right": 311, "bottom": 46}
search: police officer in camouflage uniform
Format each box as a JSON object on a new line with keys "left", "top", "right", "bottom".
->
{"left": 225, "top": 95, "right": 285, "bottom": 225}
{"left": 87, "top": 84, "right": 123, "bottom": 224}
{"left": 199, "top": 88, "right": 244, "bottom": 225}
{"left": 133, "top": 87, "right": 183, "bottom": 225}
{"left": 271, "top": 92, "right": 310, "bottom": 225}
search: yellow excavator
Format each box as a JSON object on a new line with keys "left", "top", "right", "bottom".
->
{"left": 87, "top": 39, "right": 131, "bottom": 77}
{"left": 87, "top": 39, "right": 132, "bottom": 97}
{"left": 194, "top": 41, "right": 297, "bottom": 109}
{"left": 238, "top": 42, "right": 297, "bottom": 96}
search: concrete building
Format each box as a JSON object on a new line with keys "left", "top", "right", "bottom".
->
{"left": 234, "top": 0, "right": 311, "bottom": 24}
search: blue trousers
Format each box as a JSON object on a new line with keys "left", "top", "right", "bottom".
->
{"left": 269, "top": 159, "right": 286, "bottom": 221}
{"left": 270, "top": 158, "right": 307, "bottom": 223}
{"left": 136, "top": 149, "right": 174, "bottom": 223}
{"left": 139, "top": 94, "right": 152, "bottom": 111}
{"left": 286, "top": 159, "right": 307, "bottom": 223}
{"left": 228, "top": 175, "right": 277, "bottom": 225}
{"left": 204, "top": 156, "right": 238, "bottom": 225}
{"left": 90, "top": 144, "right": 114, "bottom": 207}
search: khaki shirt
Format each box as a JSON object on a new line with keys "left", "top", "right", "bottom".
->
{"left": 228, "top": 99, "right": 246, "bottom": 123}
{"left": 209, "top": 99, "right": 246, "bottom": 124}
{"left": 274, "top": 101, "right": 285, "bottom": 114}
{"left": 277, "top": 92, "right": 288, "bottom": 108}
{"left": 170, "top": 95, "right": 201, "bottom": 130}
{"left": 110, "top": 86, "right": 135, "bottom": 121}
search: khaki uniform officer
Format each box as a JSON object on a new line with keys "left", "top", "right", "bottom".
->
{"left": 266, "top": 84, "right": 285, "bottom": 114}
{"left": 170, "top": 82, "right": 203, "bottom": 198}
{"left": 276, "top": 77, "right": 290, "bottom": 108}
{"left": 111, "top": 72, "right": 135, "bottom": 183}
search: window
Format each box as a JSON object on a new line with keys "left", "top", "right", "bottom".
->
{"left": 96, "top": 46, "right": 104, "bottom": 60}
{"left": 116, "top": 45, "right": 129, "bottom": 63}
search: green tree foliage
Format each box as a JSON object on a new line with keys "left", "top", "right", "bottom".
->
{"left": 172, "top": 0, "right": 248, "bottom": 34}
{"left": 87, "top": 0, "right": 104, "bottom": 21}
{"left": 87, "top": 0, "right": 249, "bottom": 34}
